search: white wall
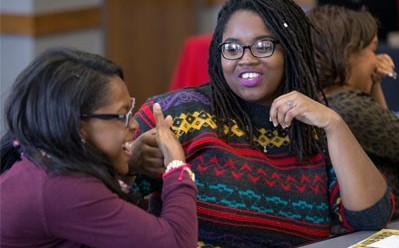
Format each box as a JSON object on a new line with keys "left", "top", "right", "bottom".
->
{"left": 0, "top": 0, "right": 102, "bottom": 13}
{"left": 0, "top": 0, "right": 104, "bottom": 136}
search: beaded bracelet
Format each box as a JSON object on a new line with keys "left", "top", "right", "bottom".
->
{"left": 162, "top": 160, "right": 195, "bottom": 182}
{"left": 165, "top": 160, "right": 185, "bottom": 172}
{"left": 118, "top": 179, "right": 131, "bottom": 193}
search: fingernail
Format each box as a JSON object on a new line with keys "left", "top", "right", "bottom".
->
{"left": 153, "top": 103, "right": 160, "bottom": 109}
{"left": 273, "top": 122, "right": 278, "bottom": 127}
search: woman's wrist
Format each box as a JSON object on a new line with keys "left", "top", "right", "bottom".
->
{"left": 165, "top": 160, "right": 186, "bottom": 172}
{"left": 323, "top": 110, "right": 344, "bottom": 134}
{"left": 163, "top": 160, "right": 195, "bottom": 182}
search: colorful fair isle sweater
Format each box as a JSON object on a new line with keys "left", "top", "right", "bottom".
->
{"left": 133, "top": 84, "right": 393, "bottom": 248}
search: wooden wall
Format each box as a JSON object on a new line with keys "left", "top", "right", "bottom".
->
{"left": 104, "top": 0, "right": 198, "bottom": 107}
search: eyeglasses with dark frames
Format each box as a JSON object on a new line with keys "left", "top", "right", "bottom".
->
{"left": 81, "top": 97, "right": 135, "bottom": 128}
{"left": 219, "top": 39, "right": 280, "bottom": 60}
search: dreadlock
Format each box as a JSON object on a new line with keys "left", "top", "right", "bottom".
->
{"left": 208, "top": 0, "right": 327, "bottom": 161}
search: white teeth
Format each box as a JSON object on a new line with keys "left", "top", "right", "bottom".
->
{"left": 124, "top": 141, "right": 133, "bottom": 150}
{"left": 241, "top": 72, "right": 260, "bottom": 79}
{"left": 123, "top": 141, "right": 133, "bottom": 157}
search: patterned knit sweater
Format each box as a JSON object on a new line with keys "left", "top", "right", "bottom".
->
{"left": 133, "top": 84, "right": 394, "bottom": 248}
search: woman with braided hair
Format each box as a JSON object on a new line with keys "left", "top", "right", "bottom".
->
{"left": 130, "top": 0, "right": 394, "bottom": 247}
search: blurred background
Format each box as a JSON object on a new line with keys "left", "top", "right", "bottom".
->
{"left": 1, "top": 0, "right": 398, "bottom": 135}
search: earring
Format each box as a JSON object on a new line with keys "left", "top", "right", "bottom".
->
{"left": 81, "top": 138, "right": 86, "bottom": 144}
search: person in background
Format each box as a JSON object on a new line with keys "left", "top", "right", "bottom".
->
{"left": 307, "top": 5, "right": 399, "bottom": 220}
{"left": 130, "top": 0, "right": 394, "bottom": 247}
{"left": 317, "top": 0, "right": 399, "bottom": 42}
{"left": 0, "top": 47, "right": 197, "bottom": 248}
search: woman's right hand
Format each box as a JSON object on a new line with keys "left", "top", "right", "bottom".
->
{"left": 269, "top": 91, "right": 340, "bottom": 132}
{"left": 152, "top": 103, "right": 185, "bottom": 166}
{"left": 374, "top": 53, "right": 396, "bottom": 81}
{"left": 369, "top": 54, "right": 394, "bottom": 109}
{"left": 128, "top": 129, "right": 165, "bottom": 178}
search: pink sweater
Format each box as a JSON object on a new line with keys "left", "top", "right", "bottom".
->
{"left": 0, "top": 156, "right": 198, "bottom": 248}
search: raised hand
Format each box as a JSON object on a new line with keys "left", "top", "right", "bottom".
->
{"left": 374, "top": 53, "right": 396, "bottom": 81}
{"left": 152, "top": 103, "right": 186, "bottom": 167}
{"left": 128, "top": 103, "right": 185, "bottom": 178}
{"left": 269, "top": 91, "right": 339, "bottom": 131}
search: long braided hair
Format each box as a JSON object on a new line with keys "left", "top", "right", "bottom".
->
{"left": 208, "top": 0, "right": 326, "bottom": 160}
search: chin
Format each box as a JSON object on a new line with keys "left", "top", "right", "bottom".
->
{"left": 238, "top": 91, "right": 265, "bottom": 102}
{"left": 114, "top": 163, "right": 129, "bottom": 176}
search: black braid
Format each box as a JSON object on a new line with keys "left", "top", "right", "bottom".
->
{"left": 208, "top": 0, "right": 327, "bottom": 161}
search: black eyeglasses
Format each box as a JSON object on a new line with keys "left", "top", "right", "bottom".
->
{"left": 219, "top": 39, "right": 280, "bottom": 60}
{"left": 81, "top": 98, "right": 135, "bottom": 128}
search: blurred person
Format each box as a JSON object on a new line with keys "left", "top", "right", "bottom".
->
{"left": 317, "top": 0, "right": 399, "bottom": 41}
{"left": 307, "top": 4, "right": 399, "bottom": 219}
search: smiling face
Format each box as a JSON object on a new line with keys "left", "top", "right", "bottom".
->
{"left": 347, "top": 36, "right": 378, "bottom": 94}
{"left": 81, "top": 76, "right": 137, "bottom": 176}
{"left": 221, "top": 10, "right": 285, "bottom": 105}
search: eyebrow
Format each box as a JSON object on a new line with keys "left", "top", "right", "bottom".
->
{"left": 108, "top": 101, "right": 130, "bottom": 114}
{"left": 223, "top": 35, "right": 276, "bottom": 43}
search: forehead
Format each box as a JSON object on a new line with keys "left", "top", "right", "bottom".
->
{"left": 98, "top": 76, "right": 130, "bottom": 111}
{"left": 108, "top": 76, "right": 130, "bottom": 98}
{"left": 223, "top": 10, "right": 272, "bottom": 41}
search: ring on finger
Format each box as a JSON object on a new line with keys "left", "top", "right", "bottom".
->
{"left": 286, "top": 100, "right": 294, "bottom": 110}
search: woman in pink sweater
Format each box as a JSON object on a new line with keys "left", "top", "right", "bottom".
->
{"left": 0, "top": 47, "right": 197, "bottom": 248}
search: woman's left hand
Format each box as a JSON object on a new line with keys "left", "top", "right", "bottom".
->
{"left": 269, "top": 91, "right": 339, "bottom": 131}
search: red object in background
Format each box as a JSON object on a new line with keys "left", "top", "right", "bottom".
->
{"left": 169, "top": 33, "right": 212, "bottom": 91}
